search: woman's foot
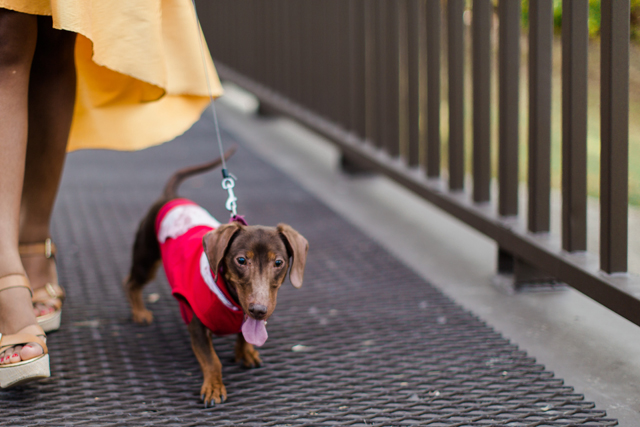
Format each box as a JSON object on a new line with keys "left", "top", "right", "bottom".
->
{"left": 19, "top": 240, "right": 62, "bottom": 318}
{"left": 0, "top": 278, "right": 45, "bottom": 365}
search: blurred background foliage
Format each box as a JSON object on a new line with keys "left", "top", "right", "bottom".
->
{"left": 518, "top": 0, "right": 640, "bottom": 41}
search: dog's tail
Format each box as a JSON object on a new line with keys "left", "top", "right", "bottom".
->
{"left": 162, "top": 145, "right": 237, "bottom": 199}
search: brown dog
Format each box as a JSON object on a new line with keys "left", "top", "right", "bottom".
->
{"left": 123, "top": 147, "right": 308, "bottom": 407}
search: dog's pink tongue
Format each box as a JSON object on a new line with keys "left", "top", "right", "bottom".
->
{"left": 242, "top": 318, "right": 268, "bottom": 347}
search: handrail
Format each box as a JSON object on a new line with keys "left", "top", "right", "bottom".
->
{"left": 197, "top": 0, "right": 639, "bottom": 326}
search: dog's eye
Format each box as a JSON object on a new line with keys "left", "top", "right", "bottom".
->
{"left": 275, "top": 260, "right": 283, "bottom": 267}
{"left": 237, "top": 257, "right": 246, "bottom": 265}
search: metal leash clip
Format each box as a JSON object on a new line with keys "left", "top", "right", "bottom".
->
{"left": 221, "top": 170, "right": 238, "bottom": 217}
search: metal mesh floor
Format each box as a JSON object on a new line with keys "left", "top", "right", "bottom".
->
{"left": 0, "top": 117, "right": 617, "bottom": 426}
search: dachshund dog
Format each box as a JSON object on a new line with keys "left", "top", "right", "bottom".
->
{"left": 123, "top": 147, "right": 308, "bottom": 406}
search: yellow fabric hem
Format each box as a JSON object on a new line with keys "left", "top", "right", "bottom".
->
{"left": 67, "top": 95, "right": 211, "bottom": 152}
{"left": 1, "top": 0, "right": 223, "bottom": 152}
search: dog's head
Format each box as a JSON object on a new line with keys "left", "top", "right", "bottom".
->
{"left": 203, "top": 222, "right": 308, "bottom": 322}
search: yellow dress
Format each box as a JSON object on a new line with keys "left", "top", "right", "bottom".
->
{"left": 0, "top": 0, "right": 223, "bottom": 151}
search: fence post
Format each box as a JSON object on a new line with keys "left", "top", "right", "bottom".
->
{"left": 349, "top": 0, "right": 366, "bottom": 140}
{"left": 386, "top": 0, "right": 401, "bottom": 157}
{"left": 561, "top": 0, "right": 588, "bottom": 253}
{"left": 528, "top": 0, "right": 553, "bottom": 233}
{"left": 472, "top": 0, "right": 491, "bottom": 203}
{"left": 498, "top": 0, "right": 520, "bottom": 217}
{"left": 342, "top": 0, "right": 376, "bottom": 175}
{"left": 426, "top": 0, "right": 441, "bottom": 177}
{"left": 407, "top": 0, "right": 424, "bottom": 168}
{"left": 600, "top": 0, "right": 630, "bottom": 274}
{"left": 495, "top": 0, "right": 560, "bottom": 292}
{"left": 447, "top": 0, "right": 465, "bottom": 191}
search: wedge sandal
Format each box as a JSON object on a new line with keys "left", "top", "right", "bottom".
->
{"left": 20, "top": 239, "right": 65, "bottom": 333}
{"left": 0, "top": 274, "right": 50, "bottom": 388}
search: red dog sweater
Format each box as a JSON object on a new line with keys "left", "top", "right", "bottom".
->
{"left": 155, "top": 198, "right": 244, "bottom": 336}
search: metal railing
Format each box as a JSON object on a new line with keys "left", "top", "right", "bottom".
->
{"left": 196, "top": 0, "right": 640, "bottom": 326}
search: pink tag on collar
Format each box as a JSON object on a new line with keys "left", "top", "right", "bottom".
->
{"left": 230, "top": 215, "right": 248, "bottom": 225}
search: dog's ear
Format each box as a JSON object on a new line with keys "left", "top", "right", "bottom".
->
{"left": 277, "top": 224, "right": 309, "bottom": 289}
{"left": 203, "top": 223, "right": 242, "bottom": 279}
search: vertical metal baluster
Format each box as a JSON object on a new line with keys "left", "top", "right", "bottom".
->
{"left": 425, "top": 0, "right": 441, "bottom": 177}
{"left": 365, "top": 0, "right": 378, "bottom": 146}
{"left": 600, "top": 0, "right": 630, "bottom": 273}
{"left": 339, "top": 0, "right": 351, "bottom": 129}
{"left": 376, "top": 0, "right": 388, "bottom": 149}
{"left": 447, "top": 0, "right": 465, "bottom": 190}
{"left": 349, "top": 0, "right": 367, "bottom": 139}
{"left": 472, "top": 0, "right": 491, "bottom": 203}
{"left": 528, "top": 0, "right": 553, "bottom": 233}
{"left": 407, "top": 0, "right": 422, "bottom": 167}
{"left": 387, "top": 0, "right": 401, "bottom": 157}
{"left": 498, "top": 0, "right": 520, "bottom": 216}
{"left": 561, "top": 0, "right": 588, "bottom": 252}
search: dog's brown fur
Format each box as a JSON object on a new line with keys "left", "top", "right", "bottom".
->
{"left": 123, "top": 147, "right": 309, "bottom": 406}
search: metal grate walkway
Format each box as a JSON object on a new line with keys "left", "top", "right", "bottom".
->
{"left": 0, "top": 117, "right": 617, "bottom": 426}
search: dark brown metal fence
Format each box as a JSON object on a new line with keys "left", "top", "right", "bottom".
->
{"left": 196, "top": 0, "right": 640, "bottom": 326}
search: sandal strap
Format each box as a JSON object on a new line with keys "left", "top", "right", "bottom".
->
{"left": 32, "top": 283, "right": 65, "bottom": 308}
{"left": 19, "top": 238, "right": 56, "bottom": 258}
{"left": 0, "top": 324, "right": 47, "bottom": 354}
{"left": 0, "top": 274, "right": 33, "bottom": 297}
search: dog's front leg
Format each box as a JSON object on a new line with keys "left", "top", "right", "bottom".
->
{"left": 188, "top": 316, "right": 226, "bottom": 407}
{"left": 235, "top": 333, "right": 262, "bottom": 368}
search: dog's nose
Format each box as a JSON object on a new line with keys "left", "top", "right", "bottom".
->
{"left": 248, "top": 303, "right": 268, "bottom": 319}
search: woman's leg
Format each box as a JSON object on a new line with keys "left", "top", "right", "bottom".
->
{"left": 0, "top": 9, "right": 43, "bottom": 363}
{"left": 19, "top": 17, "right": 77, "bottom": 316}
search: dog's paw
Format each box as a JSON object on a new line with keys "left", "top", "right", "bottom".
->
{"left": 235, "top": 345, "right": 262, "bottom": 369}
{"left": 201, "top": 380, "right": 227, "bottom": 408}
{"left": 132, "top": 308, "right": 154, "bottom": 324}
